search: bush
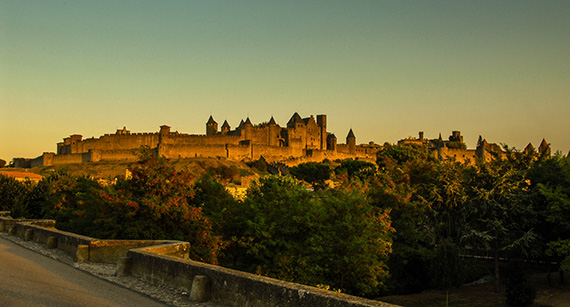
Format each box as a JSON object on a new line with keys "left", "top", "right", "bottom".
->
{"left": 505, "top": 262, "right": 536, "bottom": 307}
{"left": 290, "top": 162, "right": 330, "bottom": 191}
{"left": 247, "top": 158, "right": 268, "bottom": 172}
{"left": 0, "top": 174, "right": 33, "bottom": 218}
{"left": 227, "top": 176, "right": 393, "bottom": 296}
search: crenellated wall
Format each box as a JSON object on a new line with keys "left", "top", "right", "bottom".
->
{"left": 435, "top": 147, "right": 478, "bottom": 164}
{"left": 23, "top": 114, "right": 378, "bottom": 167}
{"left": 158, "top": 143, "right": 228, "bottom": 159}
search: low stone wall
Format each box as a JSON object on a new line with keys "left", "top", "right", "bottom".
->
{"left": 89, "top": 240, "right": 188, "bottom": 264}
{"left": 1, "top": 214, "right": 397, "bottom": 307}
{"left": 10, "top": 221, "right": 93, "bottom": 255}
{"left": 0, "top": 217, "right": 187, "bottom": 264}
{"left": 128, "top": 245, "right": 395, "bottom": 307}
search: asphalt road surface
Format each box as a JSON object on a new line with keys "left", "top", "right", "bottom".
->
{"left": 0, "top": 236, "right": 167, "bottom": 307}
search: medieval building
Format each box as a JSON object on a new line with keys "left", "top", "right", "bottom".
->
{"left": 398, "top": 131, "right": 551, "bottom": 164}
{"left": 16, "top": 113, "right": 381, "bottom": 168}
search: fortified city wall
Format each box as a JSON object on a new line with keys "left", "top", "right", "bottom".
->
{"left": 18, "top": 113, "right": 381, "bottom": 168}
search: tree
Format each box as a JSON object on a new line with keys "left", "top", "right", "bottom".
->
{"left": 190, "top": 175, "right": 238, "bottom": 238}
{"left": 371, "top": 143, "right": 439, "bottom": 294}
{"left": 463, "top": 155, "right": 538, "bottom": 292}
{"left": 376, "top": 143, "right": 433, "bottom": 169}
{"left": 102, "top": 147, "right": 222, "bottom": 263}
{"left": 525, "top": 154, "right": 569, "bottom": 284}
{"left": 0, "top": 159, "right": 6, "bottom": 168}
{"left": 533, "top": 155, "right": 570, "bottom": 281}
{"left": 318, "top": 183, "right": 393, "bottom": 296}
{"left": 35, "top": 148, "right": 223, "bottom": 264}
{"left": 289, "top": 162, "right": 330, "bottom": 191}
{"left": 505, "top": 262, "right": 536, "bottom": 306}
{"left": 228, "top": 176, "right": 316, "bottom": 280}
{"left": 227, "top": 175, "right": 393, "bottom": 296}
{"left": 334, "top": 159, "right": 376, "bottom": 180}
{"left": 0, "top": 173, "right": 33, "bottom": 217}
{"left": 427, "top": 161, "right": 471, "bottom": 290}
{"left": 35, "top": 171, "right": 104, "bottom": 235}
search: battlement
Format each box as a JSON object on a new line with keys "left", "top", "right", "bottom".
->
{"left": 25, "top": 113, "right": 375, "bottom": 167}
{"left": 398, "top": 131, "right": 551, "bottom": 164}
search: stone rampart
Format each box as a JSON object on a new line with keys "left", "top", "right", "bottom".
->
{"left": 52, "top": 153, "right": 84, "bottom": 165}
{"left": 251, "top": 144, "right": 292, "bottom": 161}
{"left": 93, "top": 149, "right": 138, "bottom": 162}
{"left": 245, "top": 127, "right": 271, "bottom": 145}
{"left": 226, "top": 144, "right": 253, "bottom": 161}
{"left": 435, "top": 147, "right": 478, "bottom": 164}
{"left": 159, "top": 144, "right": 228, "bottom": 160}
{"left": 162, "top": 134, "right": 242, "bottom": 146}
{"left": 79, "top": 133, "right": 160, "bottom": 153}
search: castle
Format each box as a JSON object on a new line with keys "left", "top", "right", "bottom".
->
{"left": 15, "top": 113, "right": 382, "bottom": 168}
{"left": 398, "top": 131, "right": 552, "bottom": 164}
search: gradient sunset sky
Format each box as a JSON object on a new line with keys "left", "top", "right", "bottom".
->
{"left": 1, "top": 1, "right": 569, "bottom": 161}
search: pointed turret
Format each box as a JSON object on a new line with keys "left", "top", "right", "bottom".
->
{"left": 268, "top": 116, "right": 277, "bottom": 125}
{"left": 206, "top": 116, "right": 218, "bottom": 135}
{"left": 538, "top": 139, "right": 551, "bottom": 157}
{"left": 523, "top": 143, "right": 535, "bottom": 155}
{"left": 347, "top": 129, "right": 355, "bottom": 139}
{"left": 244, "top": 117, "right": 253, "bottom": 126}
{"left": 221, "top": 120, "right": 230, "bottom": 134}
{"left": 477, "top": 135, "right": 483, "bottom": 147}
{"left": 347, "top": 129, "right": 356, "bottom": 154}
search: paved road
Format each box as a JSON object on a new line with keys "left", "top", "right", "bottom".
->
{"left": 0, "top": 236, "right": 167, "bottom": 307}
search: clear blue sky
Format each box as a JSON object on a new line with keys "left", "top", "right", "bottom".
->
{"left": 1, "top": 1, "right": 569, "bottom": 161}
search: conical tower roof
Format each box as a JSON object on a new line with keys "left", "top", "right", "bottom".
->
{"left": 347, "top": 129, "right": 355, "bottom": 138}
{"left": 524, "top": 143, "right": 535, "bottom": 154}
{"left": 268, "top": 116, "right": 277, "bottom": 125}
{"left": 287, "top": 112, "right": 304, "bottom": 127}
{"left": 539, "top": 139, "right": 550, "bottom": 156}
{"left": 221, "top": 120, "right": 230, "bottom": 129}
{"left": 244, "top": 117, "right": 253, "bottom": 126}
{"left": 207, "top": 115, "right": 217, "bottom": 125}
{"left": 539, "top": 138, "right": 549, "bottom": 150}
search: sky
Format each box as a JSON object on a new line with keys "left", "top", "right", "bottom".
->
{"left": 1, "top": 1, "right": 569, "bottom": 161}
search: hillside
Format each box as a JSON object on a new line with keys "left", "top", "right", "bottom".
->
{"left": 3, "top": 158, "right": 262, "bottom": 185}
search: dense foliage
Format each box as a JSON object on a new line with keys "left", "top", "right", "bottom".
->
{"left": 2, "top": 144, "right": 569, "bottom": 301}
{"left": 0, "top": 174, "right": 33, "bottom": 218}
{"left": 289, "top": 161, "right": 331, "bottom": 190}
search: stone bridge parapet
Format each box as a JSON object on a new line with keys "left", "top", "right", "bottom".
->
{"left": 0, "top": 213, "right": 398, "bottom": 307}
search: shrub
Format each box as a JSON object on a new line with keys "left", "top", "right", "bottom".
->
{"left": 505, "top": 262, "right": 536, "bottom": 307}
